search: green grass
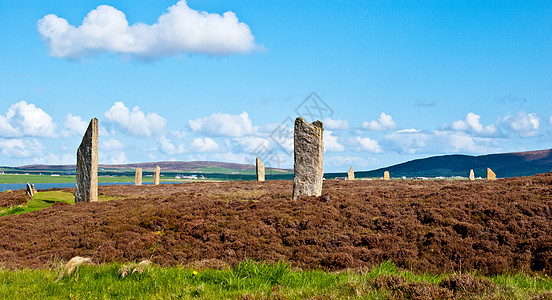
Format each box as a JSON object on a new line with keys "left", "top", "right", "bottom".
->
{"left": 0, "top": 174, "right": 207, "bottom": 184}
{"left": 0, "top": 260, "right": 550, "bottom": 299}
{"left": 0, "top": 191, "right": 120, "bottom": 218}
{"left": 0, "top": 174, "right": 75, "bottom": 184}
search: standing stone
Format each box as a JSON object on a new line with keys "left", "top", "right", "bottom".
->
{"left": 31, "top": 184, "right": 36, "bottom": 195}
{"left": 256, "top": 157, "right": 265, "bottom": 182}
{"left": 75, "top": 118, "right": 98, "bottom": 203}
{"left": 487, "top": 168, "right": 496, "bottom": 180}
{"left": 153, "top": 165, "right": 160, "bottom": 185}
{"left": 292, "top": 117, "right": 324, "bottom": 200}
{"left": 26, "top": 183, "right": 34, "bottom": 197}
{"left": 347, "top": 166, "right": 355, "bottom": 180}
{"left": 469, "top": 169, "right": 475, "bottom": 181}
{"left": 135, "top": 168, "right": 143, "bottom": 186}
{"left": 383, "top": 171, "right": 390, "bottom": 180}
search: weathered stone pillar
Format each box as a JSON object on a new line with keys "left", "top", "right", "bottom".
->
{"left": 469, "top": 169, "right": 475, "bottom": 181}
{"left": 347, "top": 166, "right": 354, "bottom": 180}
{"left": 383, "top": 171, "right": 390, "bottom": 180}
{"left": 487, "top": 168, "right": 496, "bottom": 180}
{"left": 31, "top": 184, "right": 36, "bottom": 195}
{"left": 75, "top": 118, "right": 98, "bottom": 203}
{"left": 135, "top": 168, "right": 142, "bottom": 186}
{"left": 256, "top": 157, "right": 265, "bottom": 181}
{"left": 26, "top": 183, "right": 34, "bottom": 197}
{"left": 292, "top": 117, "right": 324, "bottom": 200}
{"left": 153, "top": 165, "right": 160, "bottom": 185}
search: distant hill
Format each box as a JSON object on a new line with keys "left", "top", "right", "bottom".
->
{"left": 353, "top": 149, "right": 552, "bottom": 178}
{"left": 16, "top": 161, "right": 292, "bottom": 173}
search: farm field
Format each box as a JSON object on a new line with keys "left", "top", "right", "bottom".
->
{"left": 1, "top": 174, "right": 552, "bottom": 298}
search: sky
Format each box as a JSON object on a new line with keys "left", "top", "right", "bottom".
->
{"left": 0, "top": 0, "right": 551, "bottom": 172}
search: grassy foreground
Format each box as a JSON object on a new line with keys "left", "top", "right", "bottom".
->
{"left": 1, "top": 260, "right": 551, "bottom": 299}
{"left": 0, "top": 191, "right": 114, "bottom": 218}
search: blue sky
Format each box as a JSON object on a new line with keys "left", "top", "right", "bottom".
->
{"left": 0, "top": 0, "right": 551, "bottom": 172}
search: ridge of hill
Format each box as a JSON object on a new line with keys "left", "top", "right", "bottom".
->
{"left": 354, "top": 149, "right": 552, "bottom": 178}
{"left": 15, "top": 161, "right": 291, "bottom": 173}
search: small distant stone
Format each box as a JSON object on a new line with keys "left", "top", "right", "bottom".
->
{"left": 487, "top": 168, "right": 496, "bottom": 180}
{"left": 135, "top": 168, "right": 142, "bottom": 186}
{"left": 256, "top": 157, "right": 265, "bottom": 182}
{"left": 347, "top": 166, "right": 354, "bottom": 180}
{"left": 153, "top": 165, "right": 160, "bottom": 185}
{"left": 469, "top": 169, "right": 475, "bottom": 181}
{"left": 383, "top": 171, "right": 390, "bottom": 180}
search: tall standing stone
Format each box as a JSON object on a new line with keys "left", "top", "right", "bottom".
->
{"left": 383, "top": 171, "right": 390, "bottom": 180}
{"left": 469, "top": 169, "right": 475, "bottom": 181}
{"left": 256, "top": 157, "right": 265, "bottom": 181}
{"left": 153, "top": 165, "right": 160, "bottom": 185}
{"left": 347, "top": 166, "right": 355, "bottom": 180}
{"left": 487, "top": 168, "right": 496, "bottom": 180}
{"left": 135, "top": 168, "right": 143, "bottom": 186}
{"left": 292, "top": 117, "right": 324, "bottom": 200}
{"left": 75, "top": 118, "right": 98, "bottom": 203}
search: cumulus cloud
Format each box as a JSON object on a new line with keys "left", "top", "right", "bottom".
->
{"left": 101, "top": 138, "right": 125, "bottom": 151}
{"left": 356, "top": 137, "right": 382, "bottom": 153}
{"left": 101, "top": 151, "right": 128, "bottom": 164}
{"left": 37, "top": 0, "right": 260, "bottom": 59}
{"left": 0, "top": 101, "right": 56, "bottom": 138}
{"left": 104, "top": 102, "right": 166, "bottom": 137}
{"left": 324, "top": 131, "right": 344, "bottom": 152}
{"left": 171, "top": 130, "right": 187, "bottom": 139}
{"left": 385, "top": 129, "right": 498, "bottom": 155}
{"left": 323, "top": 117, "right": 349, "bottom": 130}
{"left": 362, "top": 112, "right": 396, "bottom": 131}
{"left": 62, "top": 113, "right": 88, "bottom": 137}
{"left": 159, "top": 135, "right": 186, "bottom": 154}
{"left": 449, "top": 112, "right": 498, "bottom": 137}
{"left": 189, "top": 111, "right": 254, "bottom": 137}
{"left": 324, "top": 155, "right": 379, "bottom": 168}
{"left": 499, "top": 111, "right": 539, "bottom": 137}
{"left": 234, "top": 136, "right": 271, "bottom": 153}
{"left": 34, "top": 153, "right": 75, "bottom": 165}
{"left": 190, "top": 137, "right": 220, "bottom": 152}
{"left": 0, "top": 138, "right": 43, "bottom": 158}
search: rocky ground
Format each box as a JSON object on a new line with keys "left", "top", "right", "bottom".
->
{"left": 1, "top": 174, "right": 551, "bottom": 275}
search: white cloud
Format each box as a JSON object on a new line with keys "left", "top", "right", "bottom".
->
{"left": 234, "top": 136, "right": 270, "bottom": 153}
{"left": 101, "top": 138, "right": 125, "bottom": 151}
{"left": 159, "top": 136, "right": 186, "bottom": 154}
{"left": 356, "top": 137, "right": 382, "bottom": 153}
{"left": 385, "top": 130, "right": 499, "bottom": 155}
{"left": 38, "top": 0, "right": 260, "bottom": 59}
{"left": 324, "top": 130, "right": 344, "bottom": 152}
{"left": 171, "top": 130, "right": 187, "bottom": 139}
{"left": 362, "top": 112, "right": 396, "bottom": 131}
{"left": 0, "top": 138, "right": 43, "bottom": 158}
{"left": 62, "top": 113, "right": 88, "bottom": 137}
{"left": 323, "top": 117, "right": 349, "bottom": 130}
{"left": 101, "top": 151, "right": 128, "bottom": 164}
{"left": 0, "top": 101, "right": 56, "bottom": 138}
{"left": 34, "top": 153, "right": 75, "bottom": 165}
{"left": 450, "top": 112, "right": 498, "bottom": 137}
{"left": 189, "top": 111, "right": 254, "bottom": 137}
{"left": 499, "top": 111, "right": 540, "bottom": 137}
{"left": 104, "top": 102, "right": 166, "bottom": 137}
{"left": 190, "top": 137, "right": 220, "bottom": 152}
{"left": 549, "top": 116, "right": 552, "bottom": 125}
{"left": 324, "top": 155, "right": 379, "bottom": 168}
